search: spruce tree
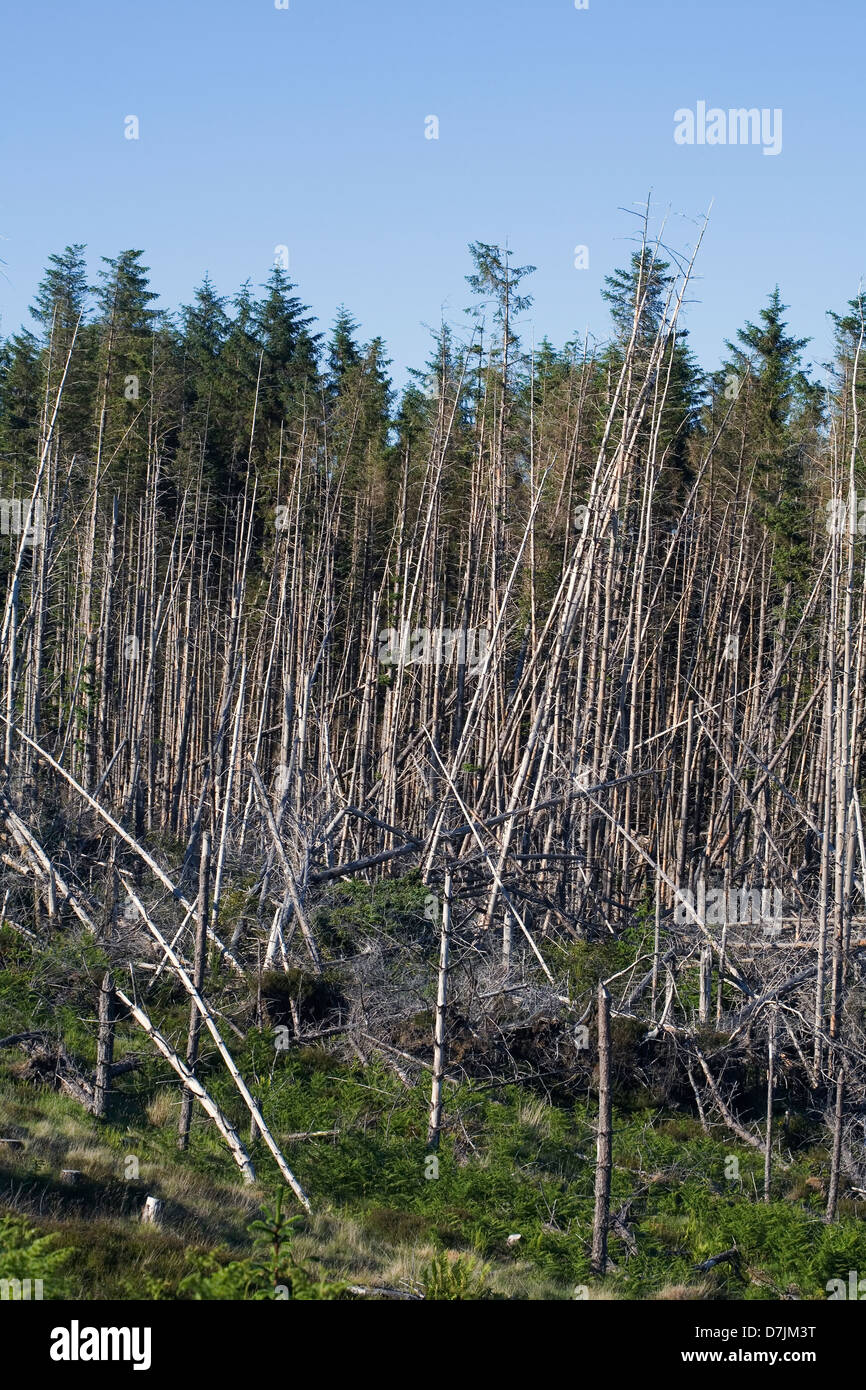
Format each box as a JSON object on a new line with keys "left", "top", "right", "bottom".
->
{"left": 30, "top": 244, "right": 89, "bottom": 344}
{"left": 178, "top": 275, "right": 231, "bottom": 494}
{"left": 725, "top": 288, "right": 821, "bottom": 594}
{"left": 0, "top": 330, "right": 43, "bottom": 476}
{"left": 92, "top": 249, "right": 159, "bottom": 484}
{"left": 253, "top": 266, "right": 321, "bottom": 463}
{"left": 29, "top": 244, "right": 95, "bottom": 455}
{"left": 600, "top": 249, "right": 702, "bottom": 506}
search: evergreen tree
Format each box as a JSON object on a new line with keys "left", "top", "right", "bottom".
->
{"left": 95, "top": 249, "right": 158, "bottom": 337}
{"left": 29, "top": 244, "right": 95, "bottom": 453}
{"left": 465, "top": 243, "right": 535, "bottom": 346}
{"left": 725, "top": 288, "right": 821, "bottom": 593}
{"left": 0, "top": 330, "right": 43, "bottom": 476}
{"left": 601, "top": 247, "right": 675, "bottom": 349}
{"left": 92, "top": 250, "right": 159, "bottom": 480}
{"left": 253, "top": 266, "right": 321, "bottom": 459}
{"left": 221, "top": 280, "right": 263, "bottom": 479}
{"left": 398, "top": 320, "right": 474, "bottom": 523}
{"left": 600, "top": 249, "right": 702, "bottom": 502}
{"left": 178, "top": 275, "right": 232, "bottom": 493}
{"left": 327, "top": 306, "right": 361, "bottom": 391}
{"left": 465, "top": 241, "right": 535, "bottom": 425}
{"left": 30, "top": 244, "right": 89, "bottom": 344}
{"left": 828, "top": 291, "right": 866, "bottom": 461}
{"left": 465, "top": 242, "right": 535, "bottom": 565}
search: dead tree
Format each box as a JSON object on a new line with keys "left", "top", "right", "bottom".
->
{"left": 427, "top": 867, "right": 453, "bottom": 1151}
{"left": 178, "top": 830, "right": 210, "bottom": 1150}
{"left": 763, "top": 1007, "right": 776, "bottom": 1203}
{"left": 590, "top": 982, "right": 612, "bottom": 1277}
{"left": 826, "top": 1066, "right": 845, "bottom": 1222}
{"left": 93, "top": 970, "right": 115, "bottom": 1120}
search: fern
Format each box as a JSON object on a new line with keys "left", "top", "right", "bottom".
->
{"left": 421, "top": 1251, "right": 490, "bottom": 1300}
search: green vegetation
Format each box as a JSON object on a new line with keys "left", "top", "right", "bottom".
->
{"left": 1, "top": 890, "right": 863, "bottom": 1302}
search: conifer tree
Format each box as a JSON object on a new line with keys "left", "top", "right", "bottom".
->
{"left": 253, "top": 266, "right": 320, "bottom": 467}
{"left": 28, "top": 245, "right": 95, "bottom": 455}
{"left": 600, "top": 249, "right": 701, "bottom": 502}
{"left": 725, "top": 288, "right": 821, "bottom": 595}
{"left": 30, "top": 243, "right": 89, "bottom": 344}
{"left": 92, "top": 249, "right": 159, "bottom": 485}
{"left": 0, "top": 331, "right": 43, "bottom": 476}
{"left": 178, "top": 275, "right": 232, "bottom": 494}
{"left": 465, "top": 242, "right": 535, "bottom": 603}
{"left": 327, "top": 305, "right": 361, "bottom": 390}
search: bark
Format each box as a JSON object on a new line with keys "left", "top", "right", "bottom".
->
{"left": 826, "top": 1066, "right": 845, "bottom": 1222}
{"left": 427, "top": 867, "right": 453, "bottom": 1150}
{"left": 93, "top": 970, "right": 115, "bottom": 1120}
{"left": 590, "top": 982, "right": 613, "bottom": 1277}
{"left": 115, "top": 986, "right": 256, "bottom": 1184}
{"left": 178, "top": 830, "right": 210, "bottom": 1150}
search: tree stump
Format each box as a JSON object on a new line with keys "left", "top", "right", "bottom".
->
{"left": 141, "top": 1196, "right": 164, "bottom": 1226}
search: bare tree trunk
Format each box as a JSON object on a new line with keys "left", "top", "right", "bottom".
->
{"left": 121, "top": 876, "right": 311, "bottom": 1208}
{"left": 590, "top": 981, "right": 612, "bottom": 1277}
{"left": 763, "top": 1008, "right": 775, "bottom": 1203}
{"left": 3, "top": 576, "right": 18, "bottom": 777}
{"left": 826, "top": 1065, "right": 845, "bottom": 1222}
{"left": 699, "top": 947, "right": 712, "bottom": 1025}
{"left": 178, "top": 830, "right": 210, "bottom": 1150}
{"left": 93, "top": 970, "right": 115, "bottom": 1120}
{"left": 427, "top": 867, "right": 453, "bottom": 1150}
{"left": 115, "top": 986, "right": 256, "bottom": 1184}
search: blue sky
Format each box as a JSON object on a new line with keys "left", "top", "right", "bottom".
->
{"left": 1, "top": 0, "right": 862, "bottom": 387}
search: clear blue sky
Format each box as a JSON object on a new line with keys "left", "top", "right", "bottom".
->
{"left": 1, "top": 0, "right": 863, "bottom": 387}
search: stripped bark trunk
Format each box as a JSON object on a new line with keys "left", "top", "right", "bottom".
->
{"left": 93, "top": 971, "right": 115, "bottom": 1120}
{"left": 426, "top": 867, "right": 452, "bottom": 1150}
{"left": 826, "top": 1066, "right": 845, "bottom": 1222}
{"left": 120, "top": 877, "right": 311, "bottom": 1209}
{"left": 699, "top": 948, "right": 712, "bottom": 1025}
{"left": 590, "top": 981, "right": 612, "bottom": 1277}
{"left": 178, "top": 830, "right": 210, "bottom": 1150}
{"left": 763, "top": 1008, "right": 775, "bottom": 1203}
{"left": 115, "top": 986, "right": 256, "bottom": 1184}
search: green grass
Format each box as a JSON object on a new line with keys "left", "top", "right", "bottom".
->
{"left": 3, "top": 1044, "right": 865, "bottom": 1299}
{"left": 1, "top": 904, "right": 864, "bottom": 1300}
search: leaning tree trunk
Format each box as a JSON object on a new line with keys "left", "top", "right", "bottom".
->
{"left": 115, "top": 986, "right": 256, "bottom": 1184}
{"left": 178, "top": 830, "right": 210, "bottom": 1150}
